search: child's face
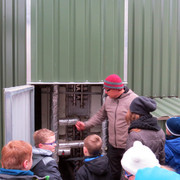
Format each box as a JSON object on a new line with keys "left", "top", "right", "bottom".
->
{"left": 166, "top": 128, "right": 171, "bottom": 136}
{"left": 40, "top": 135, "right": 56, "bottom": 152}
{"left": 27, "top": 153, "right": 33, "bottom": 170}
{"left": 124, "top": 170, "right": 135, "bottom": 180}
{"left": 83, "top": 146, "right": 89, "bottom": 156}
{"left": 24, "top": 152, "right": 33, "bottom": 170}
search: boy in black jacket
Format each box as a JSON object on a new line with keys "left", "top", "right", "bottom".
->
{"left": 76, "top": 134, "right": 111, "bottom": 180}
{"left": 31, "top": 128, "right": 62, "bottom": 180}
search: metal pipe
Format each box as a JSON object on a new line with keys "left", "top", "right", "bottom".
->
{"left": 59, "top": 140, "right": 84, "bottom": 149}
{"left": 50, "top": 85, "right": 59, "bottom": 133}
{"left": 50, "top": 85, "right": 59, "bottom": 161}
{"left": 58, "top": 148, "right": 71, "bottom": 156}
{"left": 59, "top": 118, "right": 79, "bottom": 126}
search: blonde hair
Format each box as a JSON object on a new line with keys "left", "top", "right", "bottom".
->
{"left": 84, "top": 134, "right": 102, "bottom": 156}
{"left": 125, "top": 109, "right": 140, "bottom": 124}
{"left": 1, "top": 140, "right": 32, "bottom": 170}
{"left": 34, "top": 128, "right": 55, "bottom": 147}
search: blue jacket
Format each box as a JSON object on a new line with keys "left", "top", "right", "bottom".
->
{"left": 135, "top": 166, "right": 180, "bottom": 180}
{"left": 165, "top": 137, "right": 180, "bottom": 174}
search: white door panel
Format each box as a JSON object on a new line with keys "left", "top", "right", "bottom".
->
{"left": 3, "top": 85, "right": 34, "bottom": 144}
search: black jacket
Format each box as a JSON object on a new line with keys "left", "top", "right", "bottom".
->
{"left": 31, "top": 147, "right": 62, "bottom": 180}
{"left": 76, "top": 155, "right": 111, "bottom": 180}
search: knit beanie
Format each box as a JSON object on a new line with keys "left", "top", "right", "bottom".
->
{"left": 104, "top": 74, "right": 124, "bottom": 90}
{"left": 130, "top": 96, "right": 157, "bottom": 115}
{"left": 121, "top": 141, "right": 160, "bottom": 175}
{"left": 166, "top": 117, "right": 180, "bottom": 136}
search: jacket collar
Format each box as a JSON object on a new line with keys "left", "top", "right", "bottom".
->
{"left": 0, "top": 168, "right": 34, "bottom": 176}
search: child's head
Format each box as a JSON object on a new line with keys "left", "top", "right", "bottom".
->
{"left": 166, "top": 117, "right": 180, "bottom": 137}
{"left": 130, "top": 96, "right": 156, "bottom": 116}
{"left": 126, "top": 96, "right": 156, "bottom": 124}
{"left": 121, "top": 141, "right": 160, "bottom": 176}
{"left": 1, "top": 140, "right": 32, "bottom": 170}
{"left": 34, "top": 128, "right": 56, "bottom": 152}
{"left": 83, "top": 134, "right": 102, "bottom": 156}
{"left": 125, "top": 109, "right": 140, "bottom": 124}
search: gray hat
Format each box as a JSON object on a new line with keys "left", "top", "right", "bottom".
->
{"left": 130, "top": 96, "right": 157, "bottom": 115}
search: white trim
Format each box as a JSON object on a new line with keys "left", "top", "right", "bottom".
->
{"left": 27, "top": 81, "right": 128, "bottom": 85}
{"left": 123, "top": 0, "right": 129, "bottom": 83}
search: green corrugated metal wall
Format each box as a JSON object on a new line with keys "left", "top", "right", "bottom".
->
{"left": 0, "top": 0, "right": 26, "bottom": 149}
{"left": 31, "top": 0, "right": 180, "bottom": 98}
{"left": 128, "top": 0, "right": 180, "bottom": 97}
{"left": 31, "top": 0, "right": 125, "bottom": 82}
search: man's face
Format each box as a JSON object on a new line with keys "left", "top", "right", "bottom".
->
{"left": 40, "top": 135, "right": 56, "bottom": 152}
{"left": 105, "top": 89, "right": 124, "bottom": 99}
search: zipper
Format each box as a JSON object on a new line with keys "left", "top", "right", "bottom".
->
{"left": 114, "top": 99, "right": 119, "bottom": 147}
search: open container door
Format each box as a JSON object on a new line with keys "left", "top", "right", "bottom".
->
{"left": 3, "top": 85, "right": 34, "bottom": 145}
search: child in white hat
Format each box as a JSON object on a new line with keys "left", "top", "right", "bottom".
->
{"left": 121, "top": 141, "right": 180, "bottom": 180}
{"left": 121, "top": 141, "right": 160, "bottom": 178}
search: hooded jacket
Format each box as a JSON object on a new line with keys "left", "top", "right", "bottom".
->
{"left": 165, "top": 136, "right": 180, "bottom": 174}
{"left": 76, "top": 155, "right": 111, "bottom": 180}
{"left": 126, "top": 115, "right": 165, "bottom": 164}
{"left": 31, "top": 147, "right": 62, "bottom": 180}
{"left": 135, "top": 166, "right": 180, "bottom": 180}
{"left": 85, "top": 87, "right": 138, "bottom": 149}
{"left": 0, "top": 168, "right": 48, "bottom": 179}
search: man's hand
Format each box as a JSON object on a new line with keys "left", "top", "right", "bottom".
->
{"left": 75, "top": 121, "right": 85, "bottom": 131}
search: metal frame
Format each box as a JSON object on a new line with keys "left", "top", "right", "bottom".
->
{"left": 28, "top": 82, "right": 128, "bottom": 85}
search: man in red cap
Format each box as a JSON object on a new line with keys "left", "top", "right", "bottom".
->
{"left": 76, "top": 74, "right": 138, "bottom": 180}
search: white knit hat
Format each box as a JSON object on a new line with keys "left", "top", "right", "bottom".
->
{"left": 121, "top": 141, "right": 160, "bottom": 175}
